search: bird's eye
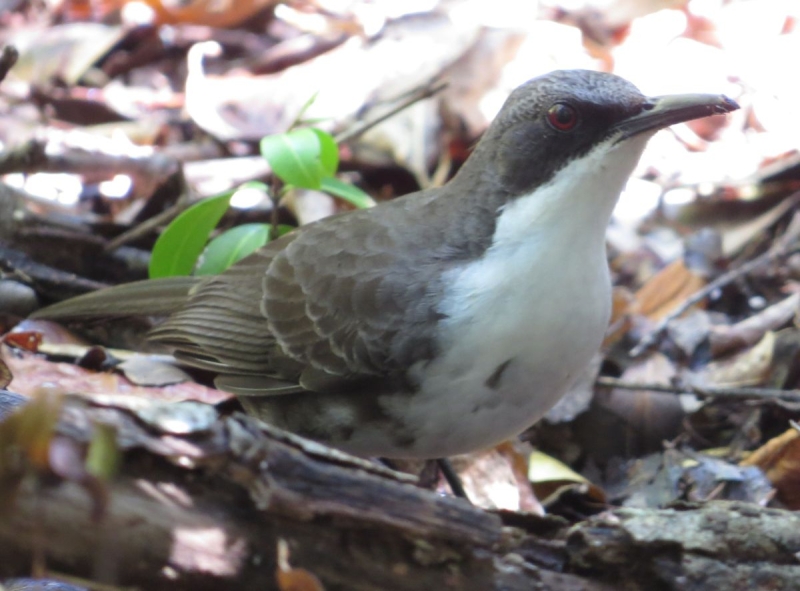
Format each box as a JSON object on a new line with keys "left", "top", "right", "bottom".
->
{"left": 546, "top": 103, "right": 578, "bottom": 131}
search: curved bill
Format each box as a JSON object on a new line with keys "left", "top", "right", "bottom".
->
{"left": 614, "top": 93, "right": 740, "bottom": 141}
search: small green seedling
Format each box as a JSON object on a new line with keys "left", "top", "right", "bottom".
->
{"left": 149, "top": 127, "right": 373, "bottom": 279}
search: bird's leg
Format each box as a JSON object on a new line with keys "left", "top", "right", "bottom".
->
{"left": 437, "top": 458, "right": 470, "bottom": 501}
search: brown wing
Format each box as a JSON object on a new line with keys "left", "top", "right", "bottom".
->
{"left": 150, "top": 190, "right": 460, "bottom": 394}
{"left": 147, "top": 237, "right": 300, "bottom": 379}
{"left": 263, "top": 203, "right": 447, "bottom": 391}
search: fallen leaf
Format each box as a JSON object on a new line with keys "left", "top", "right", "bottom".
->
{"left": 741, "top": 427, "right": 800, "bottom": 509}
{"left": 688, "top": 331, "right": 775, "bottom": 388}
{"left": 634, "top": 258, "right": 707, "bottom": 321}
{"left": 276, "top": 539, "right": 325, "bottom": 591}
{"left": 528, "top": 450, "right": 606, "bottom": 506}
{"left": 3, "top": 346, "right": 231, "bottom": 405}
{"left": 118, "top": 355, "right": 192, "bottom": 387}
{"left": 136, "top": 0, "right": 277, "bottom": 27}
{"left": 710, "top": 293, "right": 800, "bottom": 357}
{"left": 2, "top": 330, "right": 42, "bottom": 352}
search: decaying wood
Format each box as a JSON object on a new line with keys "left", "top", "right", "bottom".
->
{"left": 1, "top": 394, "right": 800, "bottom": 590}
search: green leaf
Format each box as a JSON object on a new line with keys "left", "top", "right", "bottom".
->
{"left": 320, "top": 176, "right": 375, "bottom": 209}
{"left": 149, "top": 193, "right": 232, "bottom": 278}
{"left": 311, "top": 128, "right": 339, "bottom": 177}
{"left": 238, "top": 180, "right": 270, "bottom": 193}
{"left": 261, "top": 128, "right": 326, "bottom": 189}
{"left": 195, "top": 223, "right": 271, "bottom": 276}
{"left": 274, "top": 224, "right": 294, "bottom": 238}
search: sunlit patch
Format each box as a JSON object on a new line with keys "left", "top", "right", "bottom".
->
{"left": 749, "top": 295, "right": 767, "bottom": 310}
{"left": 275, "top": 4, "right": 331, "bottom": 34}
{"left": 99, "top": 174, "right": 133, "bottom": 199}
{"left": 735, "top": 184, "right": 759, "bottom": 201}
{"left": 24, "top": 173, "right": 82, "bottom": 205}
{"left": 689, "top": 0, "right": 723, "bottom": 19}
{"left": 695, "top": 182, "right": 716, "bottom": 197}
{"left": 135, "top": 479, "right": 194, "bottom": 508}
{"left": 484, "top": 481, "right": 521, "bottom": 511}
{"left": 662, "top": 187, "right": 696, "bottom": 207}
{"left": 230, "top": 185, "right": 269, "bottom": 209}
{"left": 120, "top": 1, "right": 156, "bottom": 25}
{"left": 171, "top": 527, "right": 247, "bottom": 576}
{"left": 612, "top": 178, "right": 662, "bottom": 225}
{"left": 3, "top": 173, "right": 25, "bottom": 190}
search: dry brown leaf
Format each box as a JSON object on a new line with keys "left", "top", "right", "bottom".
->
{"left": 2, "top": 330, "right": 42, "bottom": 352}
{"left": 276, "top": 539, "right": 325, "bottom": 591}
{"left": 136, "top": 0, "right": 277, "bottom": 27}
{"left": 688, "top": 331, "right": 775, "bottom": 388}
{"left": 741, "top": 428, "right": 800, "bottom": 510}
{"left": 634, "top": 259, "right": 707, "bottom": 321}
{"left": 3, "top": 346, "right": 231, "bottom": 405}
{"left": 276, "top": 567, "right": 326, "bottom": 591}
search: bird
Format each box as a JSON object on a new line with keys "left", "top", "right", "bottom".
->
{"left": 33, "top": 70, "right": 739, "bottom": 460}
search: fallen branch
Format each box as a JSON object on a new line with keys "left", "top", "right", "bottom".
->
{"left": 596, "top": 376, "right": 800, "bottom": 403}
{"left": 2, "top": 394, "right": 800, "bottom": 589}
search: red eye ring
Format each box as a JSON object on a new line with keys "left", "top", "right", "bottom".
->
{"left": 547, "top": 103, "right": 578, "bottom": 131}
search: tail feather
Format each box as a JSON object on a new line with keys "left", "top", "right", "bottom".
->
{"left": 31, "top": 276, "right": 201, "bottom": 319}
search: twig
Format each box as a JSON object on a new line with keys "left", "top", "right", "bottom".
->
{"left": 630, "top": 207, "right": 800, "bottom": 357}
{"left": 630, "top": 251, "right": 783, "bottom": 356}
{"left": 334, "top": 79, "right": 448, "bottom": 145}
{"left": 596, "top": 376, "right": 800, "bottom": 403}
{"left": 104, "top": 191, "right": 190, "bottom": 252}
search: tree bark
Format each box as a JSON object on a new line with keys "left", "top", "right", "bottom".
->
{"left": 1, "top": 393, "right": 799, "bottom": 590}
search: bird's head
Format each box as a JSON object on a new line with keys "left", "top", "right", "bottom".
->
{"left": 462, "top": 69, "right": 739, "bottom": 197}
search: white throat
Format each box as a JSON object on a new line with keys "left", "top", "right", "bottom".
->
{"left": 386, "top": 134, "right": 652, "bottom": 457}
{"left": 494, "top": 134, "right": 651, "bottom": 262}
{"left": 441, "top": 133, "right": 652, "bottom": 324}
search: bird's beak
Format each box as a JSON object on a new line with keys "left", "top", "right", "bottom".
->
{"left": 614, "top": 93, "right": 739, "bottom": 141}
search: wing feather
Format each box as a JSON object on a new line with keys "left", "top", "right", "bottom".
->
{"left": 150, "top": 188, "right": 478, "bottom": 394}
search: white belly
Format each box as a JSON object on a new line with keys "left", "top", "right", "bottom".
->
{"left": 383, "top": 243, "right": 611, "bottom": 457}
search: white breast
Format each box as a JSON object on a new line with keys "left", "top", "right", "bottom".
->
{"left": 382, "top": 134, "right": 652, "bottom": 458}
